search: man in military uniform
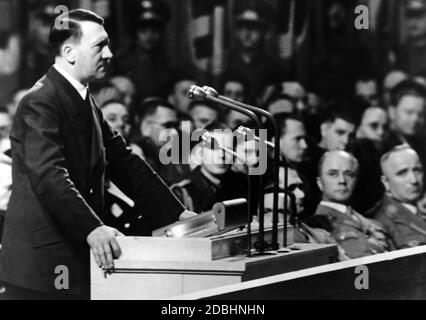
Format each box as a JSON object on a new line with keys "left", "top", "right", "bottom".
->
{"left": 171, "top": 123, "right": 247, "bottom": 213}
{"left": 306, "top": 151, "right": 389, "bottom": 259}
{"left": 24, "top": 1, "right": 57, "bottom": 86}
{"left": 225, "top": 0, "right": 282, "bottom": 101}
{"left": 113, "top": 0, "right": 172, "bottom": 101}
{"left": 367, "top": 145, "right": 426, "bottom": 249}
{"left": 396, "top": 0, "right": 426, "bottom": 78}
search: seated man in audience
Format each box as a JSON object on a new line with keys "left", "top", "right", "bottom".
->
{"left": 281, "top": 81, "right": 308, "bottom": 114}
{"left": 110, "top": 75, "right": 136, "bottom": 109}
{"left": 352, "top": 106, "right": 390, "bottom": 212}
{"left": 100, "top": 99, "right": 131, "bottom": 140}
{"left": 263, "top": 165, "right": 343, "bottom": 257}
{"left": 382, "top": 70, "right": 408, "bottom": 108}
{"left": 385, "top": 80, "right": 426, "bottom": 175}
{"left": 264, "top": 165, "right": 305, "bottom": 226}
{"left": 221, "top": 74, "right": 252, "bottom": 130}
{"left": 132, "top": 98, "right": 191, "bottom": 185}
{"left": 90, "top": 79, "right": 122, "bottom": 107}
{"left": 354, "top": 76, "right": 380, "bottom": 108}
{"left": 188, "top": 101, "right": 219, "bottom": 129}
{"left": 264, "top": 93, "right": 295, "bottom": 116}
{"left": 318, "top": 105, "right": 359, "bottom": 154}
{"left": 306, "top": 151, "right": 389, "bottom": 259}
{"left": 367, "top": 145, "right": 426, "bottom": 249}
{"left": 167, "top": 73, "right": 197, "bottom": 118}
{"left": 275, "top": 113, "right": 320, "bottom": 218}
{"left": 171, "top": 123, "right": 247, "bottom": 213}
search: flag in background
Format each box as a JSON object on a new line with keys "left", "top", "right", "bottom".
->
{"left": 187, "top": 0, "right": 226, "bottom": 76}
{"left": 276, "top": 0, "right": 318, "bottom": 83}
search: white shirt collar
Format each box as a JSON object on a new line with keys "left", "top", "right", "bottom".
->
{"left": 200, "top": 167, "right": 221, "bottom": 186}
{"left": 320, "top": 201, "right": 348, "bottom": 214}
{"left": 402, "top": 203, "right": 418, "bottom": 215}
{"left": 53, "top": 64, "right": 88, "bottom": 100}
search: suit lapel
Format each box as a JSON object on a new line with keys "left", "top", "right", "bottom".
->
{"left": 46, "top": 68, "right": 90, "bottom": 137}
{"left": 46, "top": 67, "right": 105, "bottom": 174}
{"left": 88, "top": 95, "right": 104, "bottom": 171}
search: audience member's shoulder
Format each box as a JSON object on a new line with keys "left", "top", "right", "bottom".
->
{"left": 365, "top": 196, "right": 398, "bottom": 220}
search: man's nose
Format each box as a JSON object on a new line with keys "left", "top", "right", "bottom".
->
{"left": 300, "top": 139, "right": 308, "bottom": 150}
{"left": 376, "top": 126, "right": 385, "bottom": 137}
{"left": 337, "top": 173, "right": 347, "bottom": 184}
{"left": 341, "top": 135, "right": 350, "bottom": 149}
{"left": 294, "top": 187, "right": 305, "bottom": 200}
{"left": 103, "top": 46, "right": 113, "bottom": 60}
{"left": 408, "top": 170, "right": 420, "bottom": 184}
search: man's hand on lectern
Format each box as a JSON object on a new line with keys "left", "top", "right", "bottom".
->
{"left": 87, "top": 226, "right": 124, "bottom": 270}
{"left": 179, "top": 210, "right": 198, "bottom": 221}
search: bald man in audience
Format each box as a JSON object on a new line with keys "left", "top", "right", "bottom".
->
{"left": 306, "top": 151, "right": 389, "bottom": 259}
{"left": 367, "top": 145, "right": 426, "bottom": 249}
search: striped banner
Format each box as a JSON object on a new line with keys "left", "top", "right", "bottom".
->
{"left": 187, "top": 0, "right": 226, "bottom": 75}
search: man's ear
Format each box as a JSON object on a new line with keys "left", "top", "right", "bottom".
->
{"left": 317, "top": 176, "right": 324, "bottom": 192}
{"left": 140, "top": 119, "right": 150, "bottom": 137}
{"left": 62, "top": 43, "right": 76, "bottom": 64}
{"left": 381, "top": 175, "right": 390, "bottom": 193}
{"left": 167, "top": 94, "right": 175, "bottom": 105}
{"left": 320, "top": 123, "right": 329, "bottom": 140}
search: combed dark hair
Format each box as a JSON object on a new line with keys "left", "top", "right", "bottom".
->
{"left": 90, "top": 79, "right": 116, "bottom": 95}
{"left": 320, "top": 100, "right": 361, "bottom": 127}
{"left": 49, "top": 9, "right": 104, "bottom": 56}
{"left": 135, "top": 97, "right": 176, "bottom": 123}
{"left": 390, "top": 79, "right": 426, "bottom": 107}
{"left": 0, "top": 105, "right": 9, "bottom": 114}
{"left": 164, "top": 71, "right": 197, "bottom": 96}
{"left": 220, "top": 73, "right": 251, "bottom": 97}
{"left": 274, "top": 113, "right": 303, "bottom": 137}
{"left": 188, "top": 100, "right": 219, "bottom": 113}
{"left": 264, "top": 92, "right": 296, "bottom": 110}
{"left": 100, "top": 98, "right": 127, "bottom": 110}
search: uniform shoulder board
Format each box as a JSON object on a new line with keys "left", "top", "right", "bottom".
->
{"left": 170, "top": 179, "right": 191, "bottom": 190}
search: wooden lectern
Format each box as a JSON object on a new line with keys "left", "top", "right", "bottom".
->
{"left": 91, "top": 230, "right": 338, "bottom": 300}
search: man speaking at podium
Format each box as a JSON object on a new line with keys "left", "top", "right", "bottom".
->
{"left": 0, "top": 9, "right": 194, "bottom": 300}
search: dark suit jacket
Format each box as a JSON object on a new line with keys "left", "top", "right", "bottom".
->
{"left": 368, "top": 195, "right": 426, "bottom": 250}
{"left": 0, "top": 67, "right": 184, "bottom": 297}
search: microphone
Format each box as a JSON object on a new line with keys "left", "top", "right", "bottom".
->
{"left": 202, "top": 86, "right": 286, "bottom": 250}
{"left": 200, "top": 132, "right": 246, "bottom": 163}
{"left": 236, "top": 126, "right": 275, "bottom": 149}
{"left": 188, "top": 85, "right": 264, "bottom": 256}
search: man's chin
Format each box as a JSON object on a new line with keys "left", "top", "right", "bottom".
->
{"left": 95, "top": 71, "right": 108, "bottom": 79}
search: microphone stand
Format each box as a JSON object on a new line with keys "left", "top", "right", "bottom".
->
{"left": 188, "top": 85, "right": 264, "bottom": 256}
{"left": 203, "top": 88, "right": 287, "bottom": 249}
{"left": 237, "top": 126, "right": 293, "bottom": 248}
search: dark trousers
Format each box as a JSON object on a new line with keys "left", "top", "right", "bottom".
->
{"left": 0, "top": 282, "right": 87, "bottom": 300}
